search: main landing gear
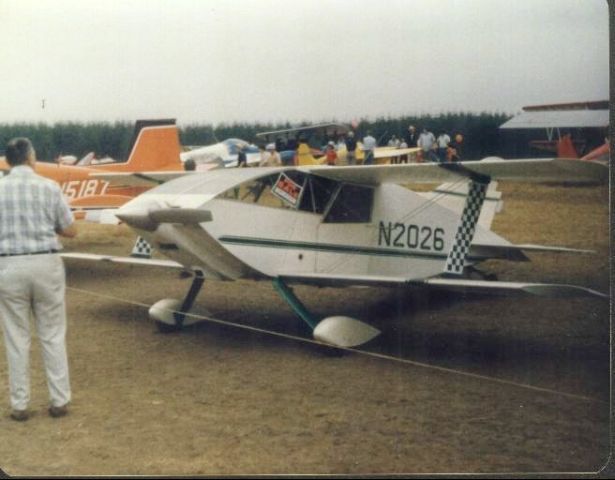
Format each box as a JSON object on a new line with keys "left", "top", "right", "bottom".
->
{"left": 147, "top": 273, "right": 380, "bottom": 348}
{"left": 272, "top": 278, "right": 380, "bottom": 348}
{"left": 149, "top": 271, "right": 209, "bottom": 332}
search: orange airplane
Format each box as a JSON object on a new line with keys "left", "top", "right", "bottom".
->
{"left": 0, "top": 119, "right": 183, "bottom": 218}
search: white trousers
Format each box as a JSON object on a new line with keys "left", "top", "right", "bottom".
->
{"left": 0, "top": 254, "right": 71, "bottom": 410}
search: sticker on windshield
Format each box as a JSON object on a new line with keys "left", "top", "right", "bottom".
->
{"left": 272, "top": 173, "right": 303, "bottom": 207}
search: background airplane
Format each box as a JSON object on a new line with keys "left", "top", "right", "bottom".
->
{"left": 180, "top": 138, "right": 261, "bottom": 169}
{"left": 0, "top": 119, "right": 185, "bottom": 220}
{"left": 179, "top": 122, "right": 421, "bottom": 171}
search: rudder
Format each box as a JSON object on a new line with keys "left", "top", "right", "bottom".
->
{"left": 420, "top": 181, "right": 503, "bottom": 230}
{"left": 96, "top": 119, "right": 183, "bottom": 172}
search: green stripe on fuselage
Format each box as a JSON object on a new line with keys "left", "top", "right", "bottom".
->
{"left": 218, "top": 235, "right": 471, "bottom": 261}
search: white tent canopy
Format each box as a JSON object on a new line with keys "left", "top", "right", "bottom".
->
{"left": 499, "top": 109, "right": 609, "bottom": 130}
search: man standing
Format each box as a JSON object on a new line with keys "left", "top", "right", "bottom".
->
{"left": 259, "top": 143, "right": 282, "bottom": 167}
{"left": 406, "top": 125, "right": 418, "bottom": 148}
{"left": 436, "top": 131, "right": 451, "bottom": 163}
{"left": 345, "top": 131, "right": 358, "bottom": 165}
{"left": 417, "top": 127, "right": 438, "bottom": 162}
{"left": 362, "top": 131, "right": 377, "bottom": 165}
{"left": 0, "top": 138, "right": 77, "bottom": 421}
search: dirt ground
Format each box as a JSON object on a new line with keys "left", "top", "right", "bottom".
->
{"left": 0, "top": 182, "right": 610, "bottom": 476}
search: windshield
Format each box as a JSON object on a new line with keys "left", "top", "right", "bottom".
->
{"left": 223, "top": 138, "right": 250, "bottom": 155}
{"left": 217, "top": 170, "right": 373, "bottom": 222}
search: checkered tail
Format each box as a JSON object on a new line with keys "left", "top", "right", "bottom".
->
{"left": 444, "top": 180, "right": 488, "bottom": 275}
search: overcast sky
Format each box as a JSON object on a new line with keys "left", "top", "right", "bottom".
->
{"left": 0, "top": 0, "right": 609, "bottom": 126}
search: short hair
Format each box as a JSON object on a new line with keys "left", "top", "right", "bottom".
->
{"left": 5, "top": 137, "right": 34, "bottom": 166}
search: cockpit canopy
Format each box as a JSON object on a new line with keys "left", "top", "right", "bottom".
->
{"left": 217, "top": 170, "right": 373, "bottom": 223}
{"left": 222, "top": 139, "right": 260, "bottom": 155}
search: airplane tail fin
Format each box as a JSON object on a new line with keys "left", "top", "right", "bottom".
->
{"left": 556, "top": 135, "right": 579, "bottom": 158}
{"left": 421, "top": 181, "right": 503, "bottom": 230}
{"left": 96, "top": 119, "right": 183, "bottom": 172}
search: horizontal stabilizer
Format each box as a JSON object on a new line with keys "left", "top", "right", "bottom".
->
{"left": 470, "top": 243, "right": 595, "bottom": 261}
{"left": 306, "top": 158, "right": 607, "bottom": 186}
{"left": 508, "top": 243, "right": 595, "bottom": 254}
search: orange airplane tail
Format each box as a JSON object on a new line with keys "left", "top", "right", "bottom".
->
{"left": 581, "top": 141, "right": 609, "bottom": 161}
{"left": 556, "top": 134, "right": 579, "bottom": 159}
{"left": 95, "top": 119, "right": 183, "bottom": 172}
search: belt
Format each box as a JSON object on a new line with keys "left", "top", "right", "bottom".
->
{"left": 0, "top": 250, "right": 58, "bottom": 257}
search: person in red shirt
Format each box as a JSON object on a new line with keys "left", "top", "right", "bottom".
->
{"left": 325, "top": 141, "right": 338, "bottom": 166}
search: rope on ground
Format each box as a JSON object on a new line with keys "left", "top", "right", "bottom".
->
{"left": 66, "top": 285, "right": 606, "bottom": 405}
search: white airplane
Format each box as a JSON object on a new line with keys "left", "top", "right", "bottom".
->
{"left": 56, "top": 151, "right": 96, "bottom": 166}
{"left": 63, "top": 157, "right": 608, "bottom": 348}
{"left": 180, "top": 138, "right": 261, "bottom": 168}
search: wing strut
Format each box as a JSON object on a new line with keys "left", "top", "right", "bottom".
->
{"left": 272, "top": 277, "right": 318, "bottom": 329}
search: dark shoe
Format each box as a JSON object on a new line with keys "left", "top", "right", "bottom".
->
{"left": 10, "top": 409, "right": 29, "bottom": 421}
{"left": 48, "top": 404, "right": 68, "bottom": 418}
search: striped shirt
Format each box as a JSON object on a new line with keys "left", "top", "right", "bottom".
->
{"left": 0, "top": 165, "right": 73, "bottom": 255}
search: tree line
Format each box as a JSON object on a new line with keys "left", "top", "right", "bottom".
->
{"left": 0, "top": 112, "right": 511, "bottom": 162}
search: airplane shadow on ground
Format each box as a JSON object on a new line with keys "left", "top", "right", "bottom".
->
{"left": 65, "top": 262, "right": 609, "bottom": 399}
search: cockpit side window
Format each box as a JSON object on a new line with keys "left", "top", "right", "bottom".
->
{"left": 218, "top": 173, "right": 292, "bottom": 209}
{"left": 297, "top": 175, "right": 338, "bottom": 214}
{"left": 324, "top": 184, "right": 374, "bottom": 223}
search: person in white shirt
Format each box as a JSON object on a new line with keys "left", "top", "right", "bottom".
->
{"left": 362, "top": 132, "right": 377, "bottom": 165}
{"left": 0, "top": 137, "right": 77, "bottom": 421}
{"left": 387, "top": 135, "right": 400, "bottom": 148}
{"left": 259, "top": 143, "right": 282, "bottom": 167}
{"left": 417, "top": 128, "right": 437, "bottom": 162}
{"left": 398, "top": 139, "right": 409, "bottom": 163}
{"left": 436, "top": 131, "right": 451, "bottom": 163}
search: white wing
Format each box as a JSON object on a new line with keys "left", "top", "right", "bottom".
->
{"left": 304, "top": 158, "right": 607, "bottom": 185}
{"left": 278, "top": 273, "right": 608, "bottom": 299}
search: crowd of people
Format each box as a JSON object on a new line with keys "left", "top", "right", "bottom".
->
{"left": 410, "top": 125, "right": 463, "bottom": 163}
{"left": 250, "top": 125, "right": 464, "bottom": 167}
{"left": 184, "top": 124, "right": 466, "bottom": 171}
